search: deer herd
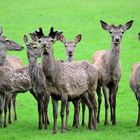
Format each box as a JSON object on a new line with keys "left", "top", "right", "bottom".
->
{"left": 0, "top": 19, "right": 139, "bottom": 134}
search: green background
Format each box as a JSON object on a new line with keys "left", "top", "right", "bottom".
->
{"left": 0, "top": 0, "right": 140, "bottom": 139}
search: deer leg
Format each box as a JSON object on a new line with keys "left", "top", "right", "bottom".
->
{"left": 137, "top": 103, "right": 140, "bottom": 126}
{"left": 97, "top": 85, "right": 102, "bottom": 123}
{"left": 112, "top": 94, "right": 116, "bottom": 125}
{"left": 46, "top": 95, "right": 50, "bottom": 125}
{"left": 109, "top": 90, "right": 113, "bottom": 122}
{"left": 42, "top": 107, "right": 45, "bottom": 124}
{"left": 52, "top": 99, "right": 58, "bottom": 134}
{"left": 4, "top": 94, "right": 11, "bottom": 128}
{"left": 136, "top": 94, "right": 140, "bottom": 126}
{"left": 81, "top": 93, "right": 93, "bottom": 130}
{"left": 37, "top": 96, "right": 43, "bottom": 130}
{"left": 103, "top": 86, "right": 109, "bottom": 126}
{"left": 111, "top": 85, "right": 118, "bottom": 125}
{"left": 75, "top": 100, "right": 80, "bottom": 128}
{"left": 30, "top": 89, "right": 38, "bottom": 100}
{"left": 0, "top": 94, "right": 4, "bottom": 128}
{"left": 42, "top": 105, "right": 45, "bottom": 124}
{"left": 60, "top": 96, "right": 67, "bottom": 133}
{"left": 72, "top": 100, "right": 79, "bottom": 128}
{"left": 12, "top": 95, "right": 17, "bottom": 121}
{"left": 44, "top": 94, "right": 50, "bottom": 129}
{"left": 73, "top": 99, "right": 80, "bottom": 128}
{"left": 72, "top": 101, "right": 76, "bottom": 127}
{"left": 81, "top": 100, "right": 86, "bottom": 126}
{"left": 0, "top": 109, "right": 2, "bottom": 128}
{"left": 8, "top": 101, "right": 12, "bottom": 124}
{"left": 65, "top": 102, "right": 69, "bottom": 130}
{"left": 88, "top": 90, "right": 97, "bottom": 130}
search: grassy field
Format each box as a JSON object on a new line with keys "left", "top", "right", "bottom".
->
{"left": 0, "top": 0, "right": 140, "bottom": 139}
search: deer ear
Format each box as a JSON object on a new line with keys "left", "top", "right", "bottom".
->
{"left": 29, "top": 33, "right": 38, "bottom": 41}
{"left": 23, "top": 35, "right": 29, "bottom": 44}
{"left": 100, "top": 20, "right": 110, "bottom": 31}
{"left": 0, "top": 27, "right": 3, "bottom": 35}
{"left": 54, "top": 32, "right": 63, "bottom": 41}
{"left": 123, "top": 20, "right": 133, "bottom": 32}
{"left": 75, "top": 34, "right": 82, "bottom": 43}
{"left": 60, "top": 34, "right": 66, "bottom": 43}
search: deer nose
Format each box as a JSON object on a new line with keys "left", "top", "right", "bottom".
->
{"left": 114, "top": 36, "right": 120, "bottom": 42}
{"left": 68, "top": 51, "right": 73, "bottom": 55}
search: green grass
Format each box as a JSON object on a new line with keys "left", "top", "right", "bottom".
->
{"left": 0, "top": 0, "right": 140, "bottom": 139}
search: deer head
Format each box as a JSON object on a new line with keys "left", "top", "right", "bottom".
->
{"left": 100, "top": 20, "right": 133, "bottom": 46}
{"left": 0, "top": 27, "right": 24, "bottom": 51}
{"left": 60, "top": 34, "right": 82, "bottom": 61}
{"left": 30, "top": 27, "right": 62, "bottom": 55}
{"left": 23, "top": 35, "right": 42, "bottom": 59}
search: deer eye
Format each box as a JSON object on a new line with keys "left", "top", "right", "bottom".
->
{"left": 6, "top": 40, "right": 11, "bottom": 44}
{"left": 33, "top": 46, "right": 37, "bottom": 49}
{"left": 51, "top": 39, "right": 54, "bottom": 43}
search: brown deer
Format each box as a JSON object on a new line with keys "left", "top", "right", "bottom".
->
{"left": 23, "top": 34, "right": 50, "bottom": 129}
{"left": 34, "top": 28, "right": 98, "bottom": 133}
{"left": 129, "top": 33, "right": 140, "bottom": 126}
{"left": 129, "top": 63, "right": 140, "bottom": 126}
{"left": 60, "top": 34, "right": 86, "bottom": 128}
{"left": 93, "top": 20, "right": 133, "bottom": 125}
{"left": 0, "top": 26, "right": 24, "bottom": 126}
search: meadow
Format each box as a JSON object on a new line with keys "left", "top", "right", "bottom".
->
{"left": 0, "top": 0, "right": 140, "bottom": 139}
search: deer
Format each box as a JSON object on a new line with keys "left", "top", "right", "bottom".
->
{"left": 60, "top": 34, "right": 87, "bottom": 128}
{"left": 0, "top": 27, "right": 44, "bottom": 128}
{"left": 33, "top": 28, "right": 86, "bottom": 129}
{"left": 33, "top": 27, "right": 98, "bottom": 134}
{"left": 92, "top": 20, "right": 133, "bottom": 125}
{"left": 23, "top": 34, "right": 50, "bottom": 129}
{"left": 129, "top": 33, "right": 140, "bottom": 126}
{"left": 129, "top": 63, "right": 140, "bottom": 126}
{"left": 0, "top": 26, "right": 24, "bottom": 125}
{"left": 0, "top": 26, "right": 51, "bottom": 128}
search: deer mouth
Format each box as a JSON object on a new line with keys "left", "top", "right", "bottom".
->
{"left": 43, "top": 49, "right": 49, "bottom": 55}
{"left": 114, "top": 41, "right": 120, "bottom": 45}
{"left": 68, "top": 54, "right": 73, "bottom": 57}
{"left": 15, "top": 46, "right": 24, "bottom": 51}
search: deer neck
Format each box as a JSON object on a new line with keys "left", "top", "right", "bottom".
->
{"left": 28, "top": 56, "right": 37, "bottom": 77}
{"left": 42, "top": 49, "right": 56, "bottom": 83}
{"left": 0, "top": 50, "right": 6, "bottom": 66}
{"left": 109, "top": 42, "right": 120, "bottom": 72}
{"left": 67, "top": 55, "right": 74, "bottom": 62}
